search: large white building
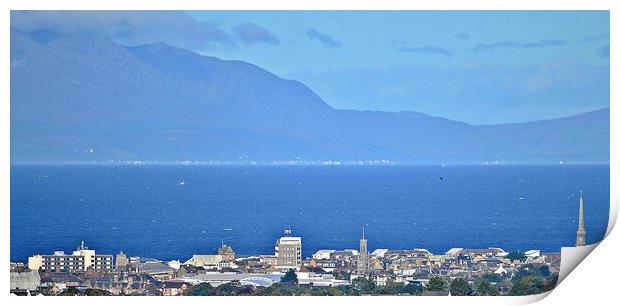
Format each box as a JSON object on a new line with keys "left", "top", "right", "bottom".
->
{"left": 28, "top": 241, "right": 113, "bottom": 272}
{"left": 275, "top": 228, "right": 302, "bottom": 270}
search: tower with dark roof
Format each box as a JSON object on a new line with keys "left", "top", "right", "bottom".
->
{"left": 218, "top": 241, "right": 236, "bottom": 262}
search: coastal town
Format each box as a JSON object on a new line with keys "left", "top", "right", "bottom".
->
{"left": 9, "top": 231, "right": 561, "bottom": 296}
{"left": 9, "top": 194, "right": 586, "bottom": 296}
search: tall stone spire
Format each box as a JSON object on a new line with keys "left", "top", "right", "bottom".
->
{"left": 358, "top": 226, "right": 369, "bottom": 274}
{"left": 362, "top": 226, "right": 365, "bottom": 240}
{"left": 575, "top": 191, "right": 586, "bottom": 247}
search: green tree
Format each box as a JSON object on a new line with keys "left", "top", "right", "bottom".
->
{"left": 258, "top": 282, "right": 301, "bottom": 296}
{"left": 426, "top": 276, "right": 446, "bottom": 291}
{"left": 213, "top": 282, "right": 252, "bottom": 296}
{"left": 399, "top": 282, "right": 423, "bottom": 295}
{"left": 450, "top": 278, "right": 472, "bottom": 296}
{"left": 511, "top": 264, "right": 554, "bottom": 283}
{"left": 506, "top": 251, "right": 526, "bottom": 262}
{"left": 333, "top": 270, "right": 350, "bottom": 280}
{"left": 474, "top": 279, "right": 499, "bottom": 296}
{"left": 85, "top": 288, "right": 112, "bottom": 296}
{"left": 351, "top": 277, "right": 376, "bottom": 295}
{"left": 185, "top": 283, "right": 215, "bottom": 296}
{"left": 509, "top": 266, "right": 558, "bottom": 297}
{"left": 482, "top": 273, "right": 504, "bottom": 283}
{"left": 58, "top": 287, "right": 80, "bottom": 296}
{"left": 539, "top": 265, "right": 551, "bottom": 277}
{"left": 281, "top": 269, "right": 298, "bottom": 284}
{"left": 372, "top": 281, "right": 401, "bottom": 295}
{"left": 545, "top": 274, "right": 558, "bottom": 291}
{"left": 309, "top": 287, "right": 343, "bottom": 296}
{"left": 253, "top": 284, "right": 283, "bottom": 296}
{"left": 509, "top": 276, "right": 546, "bottom": 296}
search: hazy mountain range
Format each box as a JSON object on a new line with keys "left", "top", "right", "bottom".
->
{"left": 10, "top": 29, "right": 610, "bottom": 164}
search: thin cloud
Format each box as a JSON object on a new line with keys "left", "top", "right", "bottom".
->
{"left": 397, "top": 46, "right": 453, "bottom": 56}
{"left": 581, "top": 34, "right": 609, "bottom": 43}
{"left": 306, "top": 29, "right": 342, "bottom": 49}
{"left": 455, "top": 32, "right": 471, "bottom": 41}
{"left": 474, "top": 39, "right": 568, "bottom": 52}
{"left": 10, "top": 10, "right": 235, "bottom": 50}
{"left": 522, "top": 39, "right": 567, "bottom": 48}
{"left": 234, "top": 22, "right": 280, "bottom": 46}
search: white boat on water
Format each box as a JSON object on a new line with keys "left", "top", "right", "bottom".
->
{"left": 179, "top": 178, "right": 186, "bottom": 186}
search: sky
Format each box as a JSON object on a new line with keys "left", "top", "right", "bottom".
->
{"left": 11, "top": 10, "right": 610, "bottom": 124}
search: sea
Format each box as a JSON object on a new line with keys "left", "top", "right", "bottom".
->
{"left": 10, "top": 165, "right": 610, "bottom": 262}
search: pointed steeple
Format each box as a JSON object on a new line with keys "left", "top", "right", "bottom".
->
{"left": 358, "top": 225, "right": 369, "bottom": 274}
{"left": 576, "top": 191, "right": 586, "bottom": 247}
{"left": 362, "top": 225, "right": 365, "bottom": 240}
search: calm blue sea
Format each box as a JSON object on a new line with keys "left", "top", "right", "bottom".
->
{"left": 10, "top": 165, "right": 610, "bottom": 261}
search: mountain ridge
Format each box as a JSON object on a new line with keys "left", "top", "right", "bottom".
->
{"left": 10, "top": 29, "right": 610, "bottom": 164}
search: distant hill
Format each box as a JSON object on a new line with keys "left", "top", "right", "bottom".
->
{"left": 10, "top": 29, "right": 610, "bottom": 164}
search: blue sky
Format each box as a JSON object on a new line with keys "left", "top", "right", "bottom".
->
{"left": 11, "top": 10, "right": 610, "bottom": 124}
{"left": 188, "top": 11, "right": 609, "bottom": 70}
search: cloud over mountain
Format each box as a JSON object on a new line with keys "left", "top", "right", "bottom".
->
{"left": 234, "top": 22, "right": 280, "bottom": 45}
{"left": 10, "top": 10, "right": 234, "bottom": 50}
{"left": 306, "top": 29, "right": 342, "bottom": 48}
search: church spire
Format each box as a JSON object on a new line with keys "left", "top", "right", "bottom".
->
{"left": 362, "top": 225, "right": 365, "bottom": 240}
{"left": 575, "top": 191, "right": 586, "bottom": 247}
{"left": 358, "top": 225, "right": 369, "bottom": 274}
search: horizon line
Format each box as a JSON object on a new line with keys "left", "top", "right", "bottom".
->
{"left": 9, "top": 161, "right": 611, "bottom": 166}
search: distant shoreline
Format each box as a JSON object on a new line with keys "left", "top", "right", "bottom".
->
{"left": 9, "top": 162, "right": 612, "bottom": 167}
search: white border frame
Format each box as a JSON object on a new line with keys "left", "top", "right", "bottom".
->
{"left": 1, "top": 1, "right": 617, "bottom": 305}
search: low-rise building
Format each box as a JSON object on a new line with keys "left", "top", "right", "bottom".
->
{"left": 309, "top": 259, "right": 337, "bottom": 272}
{"left": 10, "top": 270, "right": 41, "bottom": 292}
{"left": 168, "top": 260, "right": 182, "bottom": 270}
{"left": 184, "top": 255, "right": 223, "bottom": 268}
{"left": 40, "top": 273, "right": 84, "bottom": 293}
{"left": 27, "top": 241, "right": 113, "bottom": 273}
{"left": 312, "top": 250, "right": 335, "bottom": 260}
{"left": 259, "top": 255, "right": 278, "bottom": 267}
{"left": 138, "top": 262, "right": 176, "bottom": 280}
{"left": 161, "top": 281, "right": 190, "bottom": 296}
{"left": 297, "top": 271, "right": 350, "bottom": 287}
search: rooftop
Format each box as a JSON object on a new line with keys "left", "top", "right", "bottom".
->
{"left": 278, "top": 237, "right": 302, "bottom": 244}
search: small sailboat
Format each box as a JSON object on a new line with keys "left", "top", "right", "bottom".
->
{"left": 179, "top": 178, "right": 186, "bottom": 186}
